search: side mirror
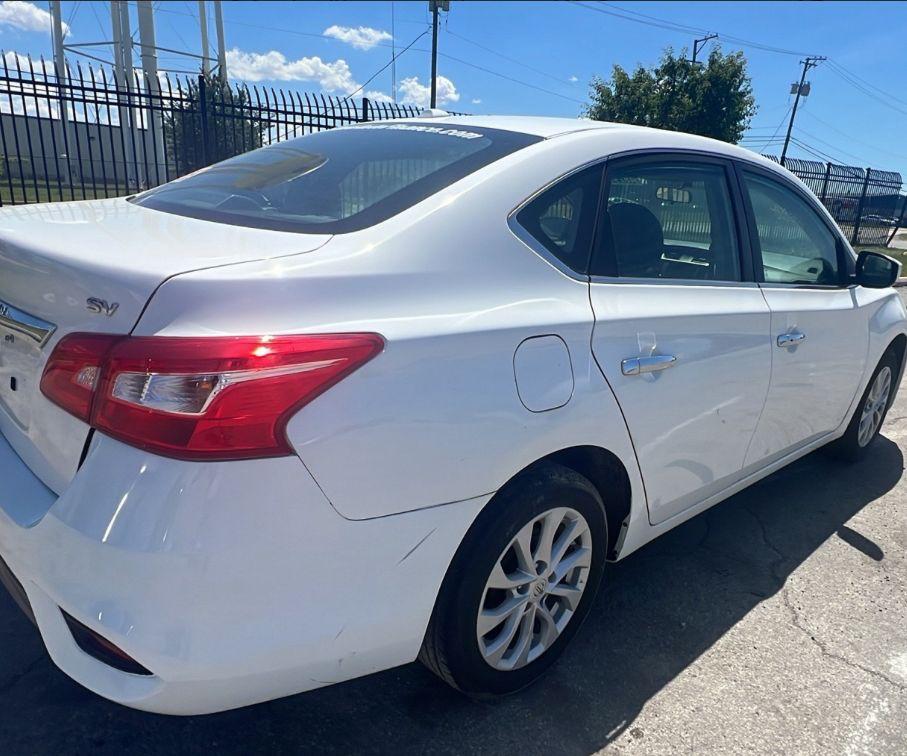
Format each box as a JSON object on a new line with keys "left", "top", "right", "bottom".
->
{"left": 855, "top": 250, "right": 900, "bottom": 289}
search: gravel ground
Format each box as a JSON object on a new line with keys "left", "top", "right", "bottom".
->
{"left": 2, "top": 303, "right": 907, "bottom": 755}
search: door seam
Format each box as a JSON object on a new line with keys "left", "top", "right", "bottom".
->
{"left": 741, "top": 284, "right": 775, "bottom": 468}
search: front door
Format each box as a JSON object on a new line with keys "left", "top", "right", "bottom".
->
{"left": 738, "top": 167, "right": 867, "bottom": 465}
{"left": 588, "top": 155, "right": 772, "bottom": 525}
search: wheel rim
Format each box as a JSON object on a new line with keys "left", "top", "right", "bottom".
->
{"left": 476, "top": 507, "right": 593, "bottom": 672}
{"left": 858, "top": 366, "right": 892, "bottom": 448}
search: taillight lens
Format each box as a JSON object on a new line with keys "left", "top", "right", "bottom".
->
{"left": 41, "top": 333, "right": 383, "bottom": 460}
{"left": 40, "top": 333, "right": 122, "bottom": 422}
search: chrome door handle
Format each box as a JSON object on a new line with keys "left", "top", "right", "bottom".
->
{"left": 777, "top": 331, "right": 806, "bottom": 348}
{"left": 621, "top": 354, "right": 677, "bottom": 376}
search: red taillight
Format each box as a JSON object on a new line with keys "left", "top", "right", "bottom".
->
{"left": 41, "top": 333, "right": 384, "bottom": 460}
{"left": 40, "top": 333, "right": 122, "bottom": 422}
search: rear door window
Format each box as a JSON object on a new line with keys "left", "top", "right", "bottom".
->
{"left": 132, "top": 124, "right": 541, "bottom": 234}
{"left": 591, "top": 160, "right": 742, "bottom": 281}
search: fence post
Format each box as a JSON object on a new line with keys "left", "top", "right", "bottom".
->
{"left": 851, "top": 168, "right": 872, "bottom": 246}
{"left": 888, "top": 195, "right": 907, "bottom": 247}
{"left": 361, "top": 97, "right": 371, "bottom": 123}
{"left": 819, "top": 162, "right": 831, "bottom": 205}
{"left": 198, "top": 74, "right": 210, "bottom": 167}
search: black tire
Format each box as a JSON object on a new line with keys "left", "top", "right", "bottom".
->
{"left": 419, "top": 461, "right": 607, "bottom": 697}
{"left": 829, "top": 349, "right": 900, "bottom": 462}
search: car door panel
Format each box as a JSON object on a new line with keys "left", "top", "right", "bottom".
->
{"left": 588, "top": 154, "right": 771, "bottom": 526}
{"left": 738, "top": 166, "right": 870, "bottom": 465}
{"left": 590, "top": 283, "right": 771, "bottom": 525}
{"left": 744, "top": 287, "right": 867, "bottom": 464}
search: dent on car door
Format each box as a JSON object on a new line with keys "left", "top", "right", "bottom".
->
{"left": 586, "top": 155, "right": 772, "bottom": 526}
{"left": 739, "top": 168, "right": 868, "bottom": 465}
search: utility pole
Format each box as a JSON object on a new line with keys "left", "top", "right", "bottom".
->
{"left": 213, "top": 0, "right": 227, "bottom": 82}
{"left": 137, "top": 0, "right": 165, "bottom": 182}
{"left": 391, "top": 1, "right": 396, "bottom": 103}
{"left": 49, "top": 0, "right": 76, "bottom": 179}
{"left": 692, "top": 33, "right": 718, "bottom": 64}
{"left": 198, "top": 0, "right": 210, "bottom": 75}
{"left": 49, "top": 0, "right": 66, "bottom": 87}
{"left": 780, "top": 55, "right": 826, "bottom": 167}
{"left": 111, "top": 1, "right": 137, "bottom": 188}
{"left": 428, "top": 1, "right": 449, "bottom": 109}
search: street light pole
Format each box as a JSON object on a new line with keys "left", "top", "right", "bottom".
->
{"left": 430, "top": 2, "right": 439, "bottom": 108}
{"left": 198, "top": 0, "right": 210, "bottom": 75}
{"left": 427, "top": 1, "right": 450, "bottom": 110}
{"left": 781, "top": 55, "right": 826, "bottom": 167}
{"left": 213, "top": 0, "right": 227, "bottom": 82}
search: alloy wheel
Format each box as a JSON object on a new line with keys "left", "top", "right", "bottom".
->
{"left": 858, "top": 366, "right": 892, "bottom": 447}
{"left": 476, "top": 507, "right": 593, "bottom": 671}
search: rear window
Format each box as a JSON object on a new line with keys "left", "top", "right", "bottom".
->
{"left": 131, "top": 123, "right": 541, "bottom": 234}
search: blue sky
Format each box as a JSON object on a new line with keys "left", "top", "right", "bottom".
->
{"left": 1, "top": 1, "right": 906, "bottom": 176}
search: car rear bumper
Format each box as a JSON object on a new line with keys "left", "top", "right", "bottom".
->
{"left": 0, "top": 432, "right": 485, "bottom": 714}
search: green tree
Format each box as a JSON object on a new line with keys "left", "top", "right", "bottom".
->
{"left": 584, "top": 47, "right": 757, "bottom": 144}
{"left": 164, "top": 73, "right": 266, "bottom": 174}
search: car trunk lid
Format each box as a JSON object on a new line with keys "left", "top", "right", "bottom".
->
{"left": 0, "top": 198, "right": 330, "bottom": 494}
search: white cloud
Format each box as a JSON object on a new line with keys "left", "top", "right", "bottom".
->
{"left": 569, "top": 75, "right": 579, "bottom": 83}
{"left": 226, "top": 48, "right": 358, "bottom": 93}
{"left": 323, "top": 24, "right": 392, "bottom": 51}
{"left": 0, "top": 1, "right": 69, "bottom": 36}
{"left": 397, "top": 75, "right": 460, "bottom": 108}
{"left": 471, "top": 98, "right": 482, "bottom": 105}
{"left": 364, "top": 90, "right": 393, "bottom": 103}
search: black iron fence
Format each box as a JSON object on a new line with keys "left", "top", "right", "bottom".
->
{"left": 763, "top": 156, "right": 903, "bottom": 247}
{"left": 0, "top": 53, "right": 427, "bottom": 206}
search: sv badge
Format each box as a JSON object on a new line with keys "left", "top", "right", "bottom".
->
{"left": 86, "top": 297, "right": 120, "bottom": 317}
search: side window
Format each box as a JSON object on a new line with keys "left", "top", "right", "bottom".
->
{"left": 516, "top": 164, "right": 603, "bottom": 274}
{"left": 591, "top": 161, "right": 741, "bottom": 281}
{"left": 743, "top": 172, "right": 841, "bottom": 286}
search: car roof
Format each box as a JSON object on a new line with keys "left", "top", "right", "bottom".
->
{"left": 413, "top": 114, "right": 782, "bottom": 173}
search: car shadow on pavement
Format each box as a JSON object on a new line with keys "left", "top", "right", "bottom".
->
{"left": 0, "top": 437, "right": 903, "bottom": 755}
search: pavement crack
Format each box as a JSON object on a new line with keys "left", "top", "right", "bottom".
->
{"left": 781, "top": 583, "right": 907, "bottom": 691}
{"left": 744, "top": 504, "right": 907, "bottom": 692}
{"left": 0, "top": 654, "right": 44, "bottom": 694}
{"left": 742, "top": 503, "right": 787, "bottom": 582}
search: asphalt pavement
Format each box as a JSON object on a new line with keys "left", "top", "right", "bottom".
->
{"left": 2, "top": 303, "right": 906, "bottom": 755}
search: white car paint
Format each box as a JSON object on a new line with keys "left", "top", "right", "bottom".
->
{"left": 0, "top": 115, "right": 904, "bottom": 714}
{"left": 589, "top": 282, "right": 772, "bottom": 525}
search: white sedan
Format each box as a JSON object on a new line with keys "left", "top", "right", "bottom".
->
{"left": 0, "top": 115, "right": 903, "bottom": 715}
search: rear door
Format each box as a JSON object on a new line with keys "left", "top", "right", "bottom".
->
{"left": 737, "top": 166, "right": 866, "bottom": 464}
{"left": 588, "top": 153, "right": 772, "bottom": 525}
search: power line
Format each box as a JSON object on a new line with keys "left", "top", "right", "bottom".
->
{"left": 65, "top": 0, "right": 81, "bottom": 30}
{"left": 789, "top": 136, "right": 844, "bottom": 164}
{"left": 793, "top": 126, "right": 867, "bottom": 165}
{"left": 596, "top": 1, "right": 814, "bottom": 56}
{"left": 800, "top": 109, "right": 907, "bottom": 162}
{"left": 825, "top": 60, "right": 907, "bottom": 117}
{"left": 827, "top": 59, "right": 907, "bottom": 111}
{"left": 152, "top": 4, "right": 584, "bottom": 106}
{"left": 571, "top": 1, "right": 817, "bottom": 57}
{"left": 445, "top": 29, "right": 578, "bottom": 86}
{"left": 754, "top": 105, "right": 792, "bottom": 153}
{"left": 438, "top": 50, "right": 586, "bottom": 105}
{"left": 62, "top": 46, "right": 114, "bottom": 67}
{"left": 342, "top": 29, "right": 429, "bottom": 102}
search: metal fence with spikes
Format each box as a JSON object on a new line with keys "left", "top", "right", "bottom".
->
{"left": 0, "top": 52, "right": 434, "bottom": 206}
{"left": 761, "top": 156, "right": 903, "bottom": 247}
